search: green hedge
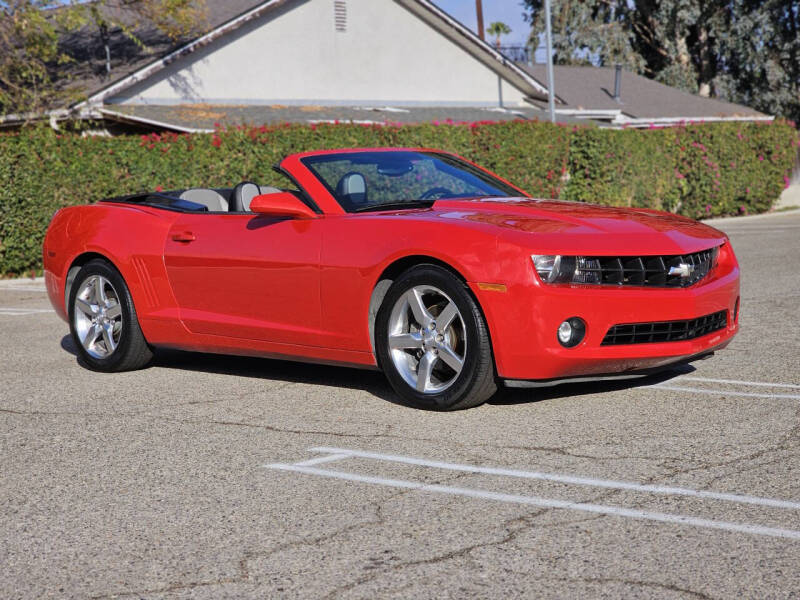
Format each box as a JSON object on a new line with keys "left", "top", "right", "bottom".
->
{"left": 563, "top": 122, "right": 798, "bottom": 216}
{"left": 0, "top": 119, "right": 795, "bottom": 277}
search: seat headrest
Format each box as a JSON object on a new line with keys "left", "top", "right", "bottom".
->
{"left": 336, "top": 172, "right": 367, "bottom": 205}
{"left": 231, "top": 181, "right": 261, "bottom": 212}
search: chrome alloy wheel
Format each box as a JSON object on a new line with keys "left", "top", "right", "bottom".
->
{"left": 73, "top": 275, "right": 123, "bottom": 359}
{"left": 387, "top": 285, "right": 466, "bottom": 394}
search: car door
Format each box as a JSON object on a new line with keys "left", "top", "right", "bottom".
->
{"left": 163, "top": 212, "right": 323, "bottom": 346}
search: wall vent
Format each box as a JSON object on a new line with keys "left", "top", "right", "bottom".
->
{"left": 334, "top": 0, "right": 347, "bottom": 32}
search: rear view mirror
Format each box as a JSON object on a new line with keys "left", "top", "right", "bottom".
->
{"left": 377, "top": 160, "right": 414, "bottom": 176}
{"left": 249, "top": 192, "right": 317, "bottom": 219}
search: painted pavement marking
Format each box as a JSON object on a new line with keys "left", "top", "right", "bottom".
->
{"left": 264, "top": 447, "right": 800, "bottom": 541}
{"left": 0, "top": 285, "right": 48, "bottom": 293}
{"left": 651, "top": 384, "right": 800, "bottom": 400}
{"left": 305, "top": 447, "right": 800, "bottom": 510}
{"left": 673, "top": 376, "right": 800, "bottom": 390}
{"left": 650, "top": 375, "right": 800, "bottom": 400}
{"left": 0, "top": 308, "right": 54, "bottom": 316}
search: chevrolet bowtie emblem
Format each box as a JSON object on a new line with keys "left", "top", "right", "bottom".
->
{"left": 668, "top": 263, "right": 695, "bottom": 278}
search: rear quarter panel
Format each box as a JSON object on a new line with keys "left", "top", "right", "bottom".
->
{"left": 43, "top": 203, "right": 182, "bottom": 342}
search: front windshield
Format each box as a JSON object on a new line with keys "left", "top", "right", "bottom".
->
{"left": 300, "top": 151, "right": 520, "bottom": 213}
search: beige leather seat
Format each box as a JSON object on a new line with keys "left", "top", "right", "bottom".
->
{"left": 179, "top": 188, "right": 229, "bottom": 212}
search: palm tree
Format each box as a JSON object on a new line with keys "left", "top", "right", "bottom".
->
{"left": 486, "top": 21, "right": 511, "bottom": 49}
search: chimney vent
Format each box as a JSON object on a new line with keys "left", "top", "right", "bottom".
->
{"left": 613, "top": 64, "right": 622, "bottom": 102}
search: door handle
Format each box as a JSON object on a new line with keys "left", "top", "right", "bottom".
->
{"left": 171, "top": 231, "right": 196, "bottom": 243}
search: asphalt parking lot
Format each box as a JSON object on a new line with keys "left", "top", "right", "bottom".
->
{"left": 2, "top": 210, "right": 799, "bottom": 599}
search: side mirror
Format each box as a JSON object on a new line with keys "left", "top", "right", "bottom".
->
{"left": 249, "top": 192, "right": 318, "bottom": 219}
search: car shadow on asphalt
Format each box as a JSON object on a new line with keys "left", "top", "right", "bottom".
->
{"left": 61, "top": 335, "right": 397, "bottom": 402}
{"left": 61, "top": 335, "right": 696, "bottom": 408}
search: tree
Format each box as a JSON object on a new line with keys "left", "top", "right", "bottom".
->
{"left": 486, "top": 21, "right": 511, "bottom": 49}
{"left": 0, "top": 0, "right": 207, "bottom": 117}
{"left": 522, "top": 0, "right": 800, "bottom": 122}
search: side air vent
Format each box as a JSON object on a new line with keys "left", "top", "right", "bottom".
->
{"left": 131, "top": 256, "right": 159, "bottom": 309}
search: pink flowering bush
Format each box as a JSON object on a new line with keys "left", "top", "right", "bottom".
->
{"left": 564, "top": 121, "right": 797, "bottom": 218}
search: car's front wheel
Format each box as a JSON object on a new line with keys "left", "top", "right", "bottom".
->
{"left": 68, "top": 259, "right": 153, "bottom": 372}
{"left": 375, "top": 265, "right": 497, "bottom": 410}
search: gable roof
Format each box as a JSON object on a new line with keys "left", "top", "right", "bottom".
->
{"left": 519, "top": 64, "right": 768, "bottom": 122}
{"left": 56, "top": 1, "right": 264, "bottom": 106}
{"left": 73, "top": 0, "right": 548, "bottom": 111}
{"left": 395, "top": 0, "right": 548, "bottom": 100}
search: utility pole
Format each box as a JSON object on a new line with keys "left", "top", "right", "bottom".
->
{"left": 543, "top": 0, "right": 556, "bottom": 123}
{"left": 475, "top": 0, "right": 485, "bottom": 41}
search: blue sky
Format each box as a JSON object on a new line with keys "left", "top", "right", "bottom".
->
{"left": 431, "top": 0, "right": 530, "bottom": 45}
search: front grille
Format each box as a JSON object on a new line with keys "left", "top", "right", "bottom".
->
{"left": 576, "top": 247, "right": 718, "bottom": 287}
{"left": 601, "top": 310, "right": 727, "bottom": 345}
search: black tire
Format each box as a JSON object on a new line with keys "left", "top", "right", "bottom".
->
{"left": 68, "top": 259, "right": 153, "bottom": 372}
{"left": 375, "top": 264, "right": 497, "bottom": 410}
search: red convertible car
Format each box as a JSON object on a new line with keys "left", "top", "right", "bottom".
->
{"left": 43, "top": 148, "right": 740, "bottom": 410}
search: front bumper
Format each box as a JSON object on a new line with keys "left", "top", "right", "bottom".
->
{"left": 503, "top": 350, "right": 716, "bottom": 388}
{"left": 471, "top": 259, "right": 740, "bottom": 381}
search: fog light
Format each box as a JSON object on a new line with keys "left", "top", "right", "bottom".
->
{"left": 557, "top": 317, "right": 586, "bottom": 348}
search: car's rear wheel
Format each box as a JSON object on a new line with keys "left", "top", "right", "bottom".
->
{"left": 68, "top": 259, "right": 153, "bottom": 372}
{"left": 375, "top": 265, "right": 497, "bottom": 410}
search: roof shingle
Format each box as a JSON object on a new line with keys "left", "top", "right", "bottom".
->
{"left": 519, "top": 65, "right": 765, "bottom": 119}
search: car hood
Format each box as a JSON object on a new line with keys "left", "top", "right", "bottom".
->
{"left": 429, "top": 198, "right": 727, "bottom": 255}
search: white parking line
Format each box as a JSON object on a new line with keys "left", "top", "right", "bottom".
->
{"left": 294, "top": 453, "right": 352, "bottom": 467}
{"left": 649, "top": 375, "right": 800, "bottom": 400}
{"left": 675, "top": 376, "right": 800, "bottom": 390}
{"left": 306, "top": 447, "right": 800, "bottom": 510}
{"left": 651, "top": 384, "right": 800, "bottom": 400}
{"left": 264, "top": 448, "right": 800, "bottom": 540}
{"left": 0, "top": 308, "right": 54, "bottom": 316}
{"left": 0, "top": 285, "right": 47, "bottom": 293}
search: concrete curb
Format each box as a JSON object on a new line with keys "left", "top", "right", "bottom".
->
{"left": 775, "top": 183, "right": 800, "bottom": 210}
{"left": 701, "top": 208, "right": 800, "bottom": 225}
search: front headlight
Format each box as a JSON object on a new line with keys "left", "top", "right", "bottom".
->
{"left": 532, "top": 255, "right": 601, "bottom": 284}
{"left": 532, "top": 255, "right": 574, "bottom": 283}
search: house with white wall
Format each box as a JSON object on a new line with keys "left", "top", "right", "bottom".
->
{"left": 0, "top": 0, "right": 769, "bottom": 132}
{"left": 57, "top": 0, "right": 551, "bottom": 132}
{"left": 98, "top": 0, "right": 544, "bottom": 107}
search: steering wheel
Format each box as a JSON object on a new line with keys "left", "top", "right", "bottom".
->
{"left": 419, "top": 186, "right": 455, "bottom": 200}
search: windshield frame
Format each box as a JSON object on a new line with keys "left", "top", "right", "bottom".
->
{"left": 298, "top": 150, "right": 524, "bottom": 214}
